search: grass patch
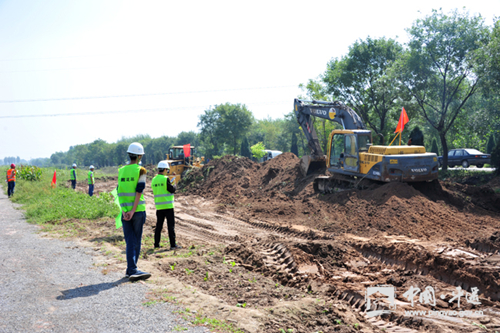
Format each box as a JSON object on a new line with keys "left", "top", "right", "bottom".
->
{"left": 6, "top": 167, "right": 119, "bottom": 224}
{"left": 192, "top": 316, "right": 243, "bottom": 333}
{"left": 438, "top": 168, "right": 495, "bottom": 184}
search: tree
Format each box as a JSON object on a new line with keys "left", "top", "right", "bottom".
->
{"left": 177, "top": 131, "right": 199, "bottom": 146}
{"left": 487, "top": 135, "right": 496, "bottom": 154}
{"left": 491, "top": 140, "right": 500, "bottom": 174}
{"left": 240, "top": 136, "right": 251, "bottom": 158}
{"left": 482, "top": 18, "right": 500, "bottom": 91}
{"left": 322, "top": 37, "right": 404, "bottom": 145}
{"left": 430, "top": 138, "right": 439, "bottom": 155}
{"left": 250, "top": 142, "right": 266, "bottom": 160}
{"left": 392, "top": 9, "right": 490, "bottom": 170}
{"left": 198, "top": 103, "right": 254, "bottom": 156}
{"left": 291, "top": 133, "right": 298, "bottom": 156}
{"left": 198, "top": 107, "right": 222, "bottom": 158}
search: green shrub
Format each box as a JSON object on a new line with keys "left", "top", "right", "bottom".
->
{"left": 17, "top": 165, "right": 43, "bottom": 181}
{"left": 430, "top": 138, "right": 439, "bottom": 155}
{"left": 250, "top": 142, "right": 266, "bottom": 160}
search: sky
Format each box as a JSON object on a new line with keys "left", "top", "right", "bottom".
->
{"left": 1, "top": 1, "right": 499, "bottom": 161}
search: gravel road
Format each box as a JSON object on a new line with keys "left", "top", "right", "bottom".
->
{"left": 0, "top": 189, "right": 209, "bottom": 333}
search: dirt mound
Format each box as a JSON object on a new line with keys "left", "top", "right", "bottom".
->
{"left": 182, "top": 153, "right": 306, "bottom": 198}
{"left": 180, "top": 154, "right": 500, "bottom": 243}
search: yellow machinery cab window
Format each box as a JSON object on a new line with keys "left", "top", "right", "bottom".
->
{"left": 330, "top": 134, "right": 345, "bottom": 168}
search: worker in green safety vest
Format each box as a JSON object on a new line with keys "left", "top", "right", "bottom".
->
{"left": 151, "top": 160, "right": 181, "bottom": 250}
{"left": 70, "top": 163, "right": 77, "bottom": 190}
{"left": 117, "top": 142, "right": 151, "bottom": 282}
{"left": 88, "top": 165, "right": 95, "bottom": 196}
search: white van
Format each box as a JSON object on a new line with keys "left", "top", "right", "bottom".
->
{"left": 259, "top": 150, "right": 282, "bottom": 162}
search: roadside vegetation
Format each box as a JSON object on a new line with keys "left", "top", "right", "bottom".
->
{"left": 438, "top": 168, "right": 497, "bottom": 185}
{"left": 1, "top": 166, "right": 118, "bottom": 225}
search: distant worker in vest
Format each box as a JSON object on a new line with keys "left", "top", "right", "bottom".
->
{"left": 88, "top": 165, "right": 95, "bottom": 197}
{"left": 117, "top": 142, "right": 151, "bottom": 282}
{"left": 70, "top": 164, "right": 77, "bottom": 190}
{"left": 151, "top": 161, "right": 181, "bottom": 250}
{"left": 6, "top": 164, "right": 16, "bottom": 198}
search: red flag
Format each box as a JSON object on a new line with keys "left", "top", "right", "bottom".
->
{"left": 183, "top": 144, "right": 191, "bottom": 158}
{"left": 394, "top": 107, "right": 409, "bottom": 133}
{"left": 51, "top": 170, "right": 57, "bottom": 188}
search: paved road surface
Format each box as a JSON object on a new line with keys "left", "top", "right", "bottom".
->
{"left": 0, "top": 188, "right": 209, "bottom": 333}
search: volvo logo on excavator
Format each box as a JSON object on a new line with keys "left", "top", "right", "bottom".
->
{"left": 311, "top": 109, "right": 327, "bottom": 116}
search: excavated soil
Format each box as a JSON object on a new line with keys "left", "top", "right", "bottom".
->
{"left": 65, "top": 154, "right": 500, "bottom": 333}
{"left": 181, "top": 154, "right": 500, "bottom": 243}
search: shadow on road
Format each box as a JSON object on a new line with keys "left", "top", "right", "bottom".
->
{"left": 57, "top": 278, "right": 128, "bottom": 300}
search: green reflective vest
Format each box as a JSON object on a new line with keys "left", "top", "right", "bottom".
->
{"left": 70, "top": 169, "right": 77, "bottom": 180}
{"left": 151, "top": 174, "right": 174, "bottom": 210}
{"left": 117, "top": 164, "right": 146, "bottom": 213}
{"left": 88, "top": 171, "right": 94, "bottom": 184}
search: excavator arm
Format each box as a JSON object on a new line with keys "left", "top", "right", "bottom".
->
{"left": 294, "top": 98, "right": 366, "bottom": 175}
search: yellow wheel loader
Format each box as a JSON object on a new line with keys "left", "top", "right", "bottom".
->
{"left": 165, "top": 145, "right": 204, "bottom": 185}
{"left": 294, "top": 99, "right": 438, "bottom": 192}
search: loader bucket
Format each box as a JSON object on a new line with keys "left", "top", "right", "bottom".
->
{"left": 300, "top": 155, "right": 326, "bottom": 176}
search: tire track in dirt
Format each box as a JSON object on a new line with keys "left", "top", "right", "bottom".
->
{"left": 171, "top": 204, "right": 500, "bottom": 332}
{"left": 350, "top": 239, "right": 500, "bottom": 302}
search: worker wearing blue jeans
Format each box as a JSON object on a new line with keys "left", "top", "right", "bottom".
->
{"left": 117, "top": 142, "right": 150, "bottom": 282}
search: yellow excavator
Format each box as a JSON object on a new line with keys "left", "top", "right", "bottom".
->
{"left": 165, "top": 145, "right": 204, "bottom": 185}
{"left": 294, "top": 99, "right": 438, "bottom": 192}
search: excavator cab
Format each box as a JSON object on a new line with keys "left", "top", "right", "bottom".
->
{"left": 327, "top": 130, "right": 372, "bottom": 173}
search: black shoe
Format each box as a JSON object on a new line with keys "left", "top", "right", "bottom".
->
{"left": 129, "top": 271, "right": 151, "bottom": 282}
{"left": 170, "top": 245, "right": 182, "bottom": 250}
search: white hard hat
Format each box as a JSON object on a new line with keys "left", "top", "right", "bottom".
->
{"left": 72, "top": 163, "right": 77, "bottom": 167}
{"left": 89, "top": 165, "right": 94, "bottom": 169}
{"left": 158, "top": 160, "right": 170, "bottom": 169}
{"left": 127, "top": 142, "right": 145, "bottom": 155}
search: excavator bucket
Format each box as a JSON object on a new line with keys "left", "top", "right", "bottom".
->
{"left": 300, "top": 155, "right": 326, "bottom": 176}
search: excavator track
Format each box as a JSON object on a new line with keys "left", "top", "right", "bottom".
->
{"left": 313, "top": 174, "right": 375, "bottom": 193}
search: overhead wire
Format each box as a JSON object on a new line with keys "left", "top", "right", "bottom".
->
{"left": 0, "top": 101, "right": 290, "bottom": 119}
{"left": 0, "top": 85, "right": 296, "bottom": 103}
{"left": 0, "top": 66, "right": 116, "bottom": 74}
{"left": 0, "top": 53, "right": 115, "bottom": 62}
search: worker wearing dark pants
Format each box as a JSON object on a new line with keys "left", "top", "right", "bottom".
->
{"left": 151, "top": 161, "right": 180, "bottom": 250}
{"left": 70, "top": 164, "right": 77, "bottom": 190}
{"left": 6, "top": 164, "right": 16, "bottom": 197}
{"left": 155, "top": 209, "right": 176, "bottom": 249}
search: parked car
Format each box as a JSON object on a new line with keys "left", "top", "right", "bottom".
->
{"left": 259, "top": 150, "right": 282, "bottom": 163}
{"left": 438, "top": 148, "right": 491, "bottom": 168}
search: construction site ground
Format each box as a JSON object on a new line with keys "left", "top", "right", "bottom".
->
{"left": 67, "top": 153, "right": 500, "bottom": 333}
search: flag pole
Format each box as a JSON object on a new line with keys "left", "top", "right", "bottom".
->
{"left": 389, "top": 132, "right": 400, "bottom": 146}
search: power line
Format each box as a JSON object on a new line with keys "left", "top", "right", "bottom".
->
{"left": 0, "top": 53, "right": 114, "bottom": 62}
{"left": 0, "top": 66, "right": 115, "bottom": 74}
{"left": 0, "top": 85, "right": 296, "bottom": 104}
{"left": 0, "top": 101, "right": 290, "bottom": 119}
